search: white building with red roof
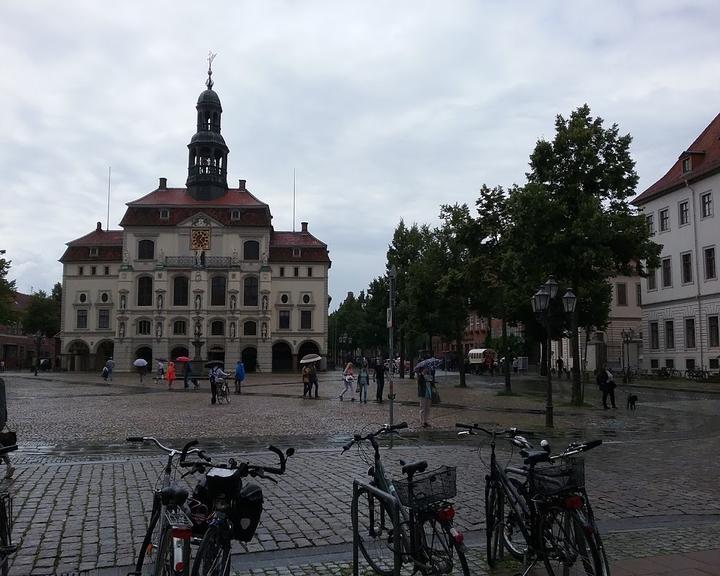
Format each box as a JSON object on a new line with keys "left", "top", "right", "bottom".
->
{"left": 59, "top": 66, "right": 331, "bottom": 373}
{"left": 632, "top": 113, "right": 720, "bottom": 374}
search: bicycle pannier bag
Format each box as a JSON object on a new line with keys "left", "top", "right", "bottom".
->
{"left": 230, "top": 482, "right": 263, "bottom": 541}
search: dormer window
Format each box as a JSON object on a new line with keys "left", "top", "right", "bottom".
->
{"left": 292, "top": 248, "right": 301, "bottom": 258}
{"left": 682, "top": 157, "right": 691, "bottom": 173}
{"left": 89, "top": 247, "right": 99, "bottom": 257}
{"left": 159, "top": 209, "right": 170, "bottom": 220}
{"left": 231, "top": 209, "right": 241, "bottom": 221}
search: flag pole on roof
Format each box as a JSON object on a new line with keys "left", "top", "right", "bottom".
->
{"left": 292, "top": 168, "right": 296, "bottom": 232}
{"left": 106, "top": 166, "right": 111, "bottom": 231}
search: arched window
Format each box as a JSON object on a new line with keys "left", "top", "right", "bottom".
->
{"left": 211, "top": 276, "right": 226, "bottom": 306}
{"left": 244, "top": 240, "right": 260, "bottom": 261}
{"left": 137, "top": 276, "right": 153, "bottom": 306}
{"left": 211, "top": 321, "right": 224, "bottom": 336}
{"left": 138, "top": 240, "right": 155, "bottom": 260}
{"left": 243, "top": 276, "right": 258, "bottom": 307}
{"left": 173, "top": 276, "right": 189, "bottom": 306}
{"left": 243, "top": 321, "right": 257, "bottom": 336}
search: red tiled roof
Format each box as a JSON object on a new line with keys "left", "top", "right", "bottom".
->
{"left": 269, "top": 230, "right": 330, "bottom": 264}
{"left": 633, "top": 113, "right": 720, "bottom": 206}
{"left": 59, "top": 245, "right": 123, "bottom": 263}
{"left": 128, "top": 187, "right": 267, "bottom": 207}
{"left": 67, "top": 229, "right": 123, "bottom": 247}
{"left": 271, "top": 231, "right": 327, "bottom": 248}
{"left": 119, "top": 206, "right": 271, "bottom": 227}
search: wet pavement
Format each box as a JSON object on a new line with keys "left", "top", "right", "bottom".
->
{"left": 0, "top": 370, "right": 718, "bottom": 574}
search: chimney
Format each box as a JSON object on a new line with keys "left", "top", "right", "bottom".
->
{"left": 159, "top": 177, "right": 167, "bottom": 189}
{"left": 301, "top": 221, "right": 308, "bottom": 233}
{"left": 239, "top": 179, "right": 246, "bottom": 190}
{"left": 96, "top": 221, "right": 102, "bottom": 231}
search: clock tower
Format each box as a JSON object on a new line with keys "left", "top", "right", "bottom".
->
{"left": 186, "top": 53, "right": 229, "bottom": 201}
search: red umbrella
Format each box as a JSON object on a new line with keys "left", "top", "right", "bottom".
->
{"left": 175, "top": 356, "right": 191, "bottom": 363}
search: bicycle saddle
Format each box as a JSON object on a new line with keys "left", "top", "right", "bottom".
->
{"left": 401, "top": 460, "right": 428, "bottom": 476}
{"left": 520, "top": 449, "right": 551, "bottom": 466}
{"left": 161, "top": 483, "right": 189, "bottom": 506}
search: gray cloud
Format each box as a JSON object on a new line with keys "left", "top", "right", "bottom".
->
{"left": 1, "top": 0, "right": 719, "bottom": 307}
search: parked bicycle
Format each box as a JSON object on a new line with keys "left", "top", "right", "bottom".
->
{"left": 215, "top": 377, "right": 230, "bottom": 404}
{"left": 456, "top": 423, "right": 609, "bottom": 576}
{"left": 0, "top": 445, "right": 18, "bottom": 576}
{"left": 127, "top": 436, "right": 210, "bottom": 576}
{"left": 180, "top": 444, "right": 294, "bottom": 576}
{"left": 343, "top": 422, "right": 469, "bottom": 575}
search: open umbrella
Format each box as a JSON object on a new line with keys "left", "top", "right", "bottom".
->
{"left": 414, "top": 357, "right": 442, "bottom": 372}
{"left": 175, "top": 356, "right": 191, "bottom": 363}
{"left": 133, "top": 358, "right": 148, "bottom": 368}
{"left": 299, "top": 353, "right": 322, "bottom": 364}
{"left": 204, "top": 360, "right": 224, "bottom": 368}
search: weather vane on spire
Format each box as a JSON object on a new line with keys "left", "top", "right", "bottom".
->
{"left": 206, "top": 51, "right": 217, "bottom": 89}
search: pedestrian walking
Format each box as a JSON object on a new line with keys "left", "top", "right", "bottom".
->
{"left": 234, "top": 360, "right": 246, "bottom": 394}
{"left": 166, "top": 361, "right": 176, "bottom": 390}
{"left": 309, "top": 362, "right": 319, "bottom": 398}
{"left": 373, "top": 359, "right": 386, "bottom": 403}
{"left": 556, "top": 357, "right": 564, "bottom": 376}
{"left": 357, "top": 362, "right": 370, "bottom": 404}
{"left": 156, "top": 360, "right": 165, "bottom": 384}
{"left": 183, "top": 361, "right": 191, "bottom": 389}
{"left": 512, "top": 357, "right": 519, "bottom": 373}
{"left": 339, "top": 361, "right": 355, "bottom": 401}
{"left": 417, "top": 367, "right": 432, "bottom": 428}
{"left": 105, "top": 358, "right": 114, "bottom": 382}
{"left": 209, "top": 366, "right": 217, "bottom": 404}
{"left": 603, "top": 366, "right": 617, "bottom": 409}
{"left": 302, "top": 365, "right": 311, "bottom": 398}
{"left": 0, "top": 378, "right": 15, "bottom": 479}
{"left": 101, "top": 365, "right": 109, "bottom": 382}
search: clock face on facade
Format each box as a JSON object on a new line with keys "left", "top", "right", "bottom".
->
{"left": 191, "top": 229, "right": 210, "bottom": 250}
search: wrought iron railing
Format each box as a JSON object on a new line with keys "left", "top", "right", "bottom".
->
{"left": 164, "top": 256, "right": 235, "bottom": 269}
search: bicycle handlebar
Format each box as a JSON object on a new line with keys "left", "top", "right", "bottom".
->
{"left": 179, "top": 444, "right": 294, "bottom": 479}
{"left": 455, "top": 423, "right": 532, "bottom": 437}
{"left": 341, "top": 422, "right": 408, "bottom": 453}
{"left": 125, "top": 436, "right": 206, "bottom": 458}
{"left": 552, "top": 439, "right": 602, "bottom": 460}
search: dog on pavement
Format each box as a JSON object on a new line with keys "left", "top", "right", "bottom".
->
{"left": 626, "top": 393, "right": 638, "bottom": 410}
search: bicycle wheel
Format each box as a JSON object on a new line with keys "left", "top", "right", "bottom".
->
{"left": 500, "top": 478, "right": 530, "bottom": 560}
{"left": 541, "top": 506, "right": 607, "bottom": 576}
{"left": 136, "top": 501, "right": 163, "bottom": 575}
{"left": 484, "top": 476, "right": 502, "bottom": 566}
{"left": 191, "top": 525, "right": 232, "bottom": 576}
{"left": 352, "top": 486, "right": 397, "bottom": 575}
{"left": 418, "top": 515, "right": 470, "bottom": 575}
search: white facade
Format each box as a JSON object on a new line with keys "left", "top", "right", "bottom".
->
{"left": 638, "top": 175, "right": 719, "bottom": 372}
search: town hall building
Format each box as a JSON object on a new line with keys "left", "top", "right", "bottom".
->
{"left": 59, "top": 65, "right": 331, "bottom": 372}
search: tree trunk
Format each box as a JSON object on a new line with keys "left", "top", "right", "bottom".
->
{"left": 502, "top": 319, "right": 511, "bottom": 393}
{"left": 456, "top": 332, "right": 466, "bottom": 387}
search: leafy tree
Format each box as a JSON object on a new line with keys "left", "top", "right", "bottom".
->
{"left": 0, "top": 250, "right": 17, "bottom": 325}
{"left": 387, "top": 221, "right": 430, "bottom": 378}
{"left": 24, "top": 288, "right": 61, "bottom": 338}
{"left": 516, "top": 104, "right": 661, "bottom": 404}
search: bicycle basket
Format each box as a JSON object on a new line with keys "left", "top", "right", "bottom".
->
{"left": 533, "top": 457, "right": 584, "bottom": 495}
{"left": 394, "top": 466, "right": 456, "bottom": 509}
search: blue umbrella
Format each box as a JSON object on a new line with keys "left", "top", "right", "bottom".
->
{"left": 414, "top": 357, "right": 442, "bottom": 372}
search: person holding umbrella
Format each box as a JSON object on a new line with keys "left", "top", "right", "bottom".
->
{"left": 133, "top": 358, "right": 148, "bottom": 383}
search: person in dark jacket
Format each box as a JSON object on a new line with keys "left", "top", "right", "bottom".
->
{"left": 373, "top": 360, "right": 386, "bottom": 403}
{"left": 0, "top": 378, "right": 15, "bottom": 478}
{"left": 417, "top": 367, "right": 432, "bottom": 428}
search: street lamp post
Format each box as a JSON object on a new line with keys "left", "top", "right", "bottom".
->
{"left": 621, "top": 328, "right": 635, "bottom": 383}
{"left": 388, "top": 265, "right": 397, "bottom": 447}
{"left": 532, "top": 276, "right": 576, "bottom": 428}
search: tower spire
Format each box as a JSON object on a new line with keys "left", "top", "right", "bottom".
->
{"left": 206, "top": 51, "right": 217, "bottom": 90}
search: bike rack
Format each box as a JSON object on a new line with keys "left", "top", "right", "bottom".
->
{"left": 352, "top": 480, "right": 402, "bottom": 576}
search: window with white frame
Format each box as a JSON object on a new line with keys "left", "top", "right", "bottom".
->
{"left": 685, "top": 318, "right": 695, "bottom": 349}
{"left": 650, "top": 322, "right": 659, "bottom": 349}
{"left": 647, "top": 268, "right": 657, "bottom": 291}
{"left": 659, "top": 208, "right": 669, "bottom": 232}
{"left": 681, "top": 252, "right": 693, "bottom": 284}
{"left": 173, "top": 320, "right": 187, "bottom": 335}
{"left": 710, "top": 315, "right": 719, "bottom": 348}
{"left": 98, "top": 309, "right": 110, "bottom": 330}
{"left": 679, "top": 201, "right": 689, "bottom": 225}
{"left": 616, "top": 283, "right": 627, "bottom": 306}
{"left": 76, "top": 309, "right": 88, "bottom": 329}
{"left": 701, "top": 192, "right": 713, "bottom": 218}
{"left": 646, "top": 214, "right": 655, "bottom": 236}
{"left": 704, "top": 247, "right": 716, "bottom": 280}
{"left": 665, "top": 320, "right": 674, "bottom": 349}
{"left": 661, "top": 258, "right": 672, "bottom": 288}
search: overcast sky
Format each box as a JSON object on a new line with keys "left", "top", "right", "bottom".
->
{"left": 2, "top": 0, "right": 719, "bottom": 309}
